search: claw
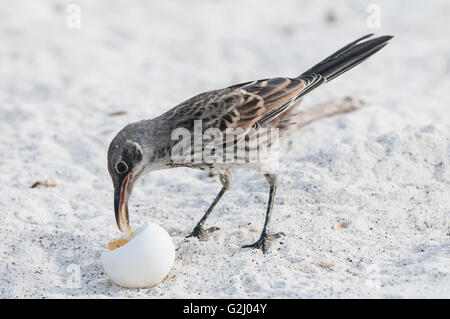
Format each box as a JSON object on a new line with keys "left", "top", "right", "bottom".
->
{"left": 242, "top": 232, "right": 284, "bottom": 253}
{"left": 186, "top": 226, "right": 220, "bottom": 240}
{"left": 242, "top": 237, "right": 268, "bottom": 253}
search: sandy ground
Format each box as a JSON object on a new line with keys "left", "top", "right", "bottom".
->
{"left": 0, "top": 0, "right": 449, "bottom": 298}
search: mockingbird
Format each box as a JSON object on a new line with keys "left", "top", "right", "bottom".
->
{"left": 107, "top": 34, "right": 392, "bottom": 253}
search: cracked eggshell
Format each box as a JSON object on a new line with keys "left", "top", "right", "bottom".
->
{"left": 101, "top": 223, "right": 175, "bottom": 288}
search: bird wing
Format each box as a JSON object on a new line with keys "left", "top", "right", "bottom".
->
{"left": 199, "top": 77, "right": 307, "bottom": 136}
{"left": 169, "top": 34, "right": 393, "bottom": 137}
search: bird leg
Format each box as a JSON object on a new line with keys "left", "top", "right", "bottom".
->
{"left": 186, "top": 186, "right": 226, "bottom": 240}
{"left": 187, "top": 171, "right": 232, "bottom": 240}
{"left": 242, "top": 174, "right": 284, "bottom": 253}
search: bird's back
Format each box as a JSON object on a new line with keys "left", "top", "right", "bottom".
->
{"left": 154, "top": 34, "right": 392, "bottom": 170}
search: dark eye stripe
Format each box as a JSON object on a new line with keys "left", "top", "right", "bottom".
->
{"left": 115, "top": 161, "right": 128, "bottom": 174}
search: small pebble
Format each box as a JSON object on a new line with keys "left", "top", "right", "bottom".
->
{"left": 333, "top": 222, "right": 347, "bottom": 230}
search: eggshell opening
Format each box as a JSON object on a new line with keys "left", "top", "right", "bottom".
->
{"left": 101, "top": 223, "right": 175, "bottom": 288}
{"left": 107, "top": 230, "right": 136, "bottom": 251}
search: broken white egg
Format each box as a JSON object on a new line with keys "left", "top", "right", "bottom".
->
{"left": 101, "top": 223, "right": 175, "bottom": 288}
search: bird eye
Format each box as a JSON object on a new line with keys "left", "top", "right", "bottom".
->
{"left": 115, "top": 161, "right": 128, "bottom": 174}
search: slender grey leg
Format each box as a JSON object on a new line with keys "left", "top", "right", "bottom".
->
{"left": 187, "top": 171, "right": 232, "bottom": 240}
{"left": 242, "top": 174, "right": 285, "bottom": 253}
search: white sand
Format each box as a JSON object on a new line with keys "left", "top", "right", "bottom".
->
{"left": 0, "top": 0, "right": 449, "bottom": 298}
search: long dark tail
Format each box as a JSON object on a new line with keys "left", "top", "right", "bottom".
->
{"left": 297, "top": 34, "right": 393, "bottom": 97}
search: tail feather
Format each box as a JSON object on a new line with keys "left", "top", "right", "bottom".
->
{"left": 297, "top": 34, "right": 393, "bottom": 97}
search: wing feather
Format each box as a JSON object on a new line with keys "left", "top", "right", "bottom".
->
{"left": 170, "top": 76, "right": 319, "bottom": 141}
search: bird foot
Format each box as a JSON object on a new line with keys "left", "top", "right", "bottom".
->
{"left": 242, "top": 232, "right": 285, "bottom": 254}
{"left": 186, "top": 225, "right": 220, "bottom": 240}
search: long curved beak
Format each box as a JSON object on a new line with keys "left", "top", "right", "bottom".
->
{"left": 114, "top": 173, "right": 133, "bottom": 232}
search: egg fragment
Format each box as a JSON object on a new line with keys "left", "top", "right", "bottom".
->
{"left": 101, "top": 223, "right": 175, "bottom": 288}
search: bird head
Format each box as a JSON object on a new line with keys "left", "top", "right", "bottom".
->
{"left": 107, "top": 127, "right": 145, "bottom": 232}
